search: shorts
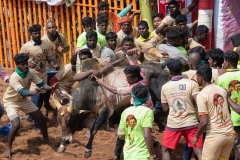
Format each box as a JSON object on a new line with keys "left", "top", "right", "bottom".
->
{"left": 202, "top": 134, "right": 235, "bottom": 160}
{"left": 162, "top": 127, "right": 203, "bottom": 150}
{"left": 4, "top": 100, "right": 38, "bottom": 121}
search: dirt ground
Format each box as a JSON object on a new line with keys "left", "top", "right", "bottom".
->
{"left": 0, "top": 73, "right": 190, "bottom": 160}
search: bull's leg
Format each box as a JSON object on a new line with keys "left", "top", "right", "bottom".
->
{"left": 154, "top": 113, "right": 166, "bottom": 132}
{"left": 115, "top": 96, "right": 131, "bottom": 113}
{"left": 85, "top": 107, "right": 108, "bottom": 158}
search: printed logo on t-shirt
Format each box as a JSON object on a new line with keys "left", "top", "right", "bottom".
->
{"left": 228, "top": 80, "right": 240, "bottom": 104}
{"left": 172, "top": 97, "right": 187, "bottom": 118}
{"left": 125, "top": 114, "right": 137, "bottom": 150}
{"left": 213, "top": 94, "right": 231, "bottom": 126}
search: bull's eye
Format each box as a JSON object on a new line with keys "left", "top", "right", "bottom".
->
{"left": 61, "top": 111, "right": 64, "bottom": 116}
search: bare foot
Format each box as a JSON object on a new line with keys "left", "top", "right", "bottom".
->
{"left": 4, "top": 147, "right": 11, "bottom": 158}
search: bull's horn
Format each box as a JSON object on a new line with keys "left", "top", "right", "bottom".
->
{"left": 67, "top": 95, "right": 74, "bottom": 113}
{"left": 52, "top": 93, "right": 62, "bottom": 109}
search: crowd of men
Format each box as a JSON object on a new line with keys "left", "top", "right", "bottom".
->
{"left": 0, "top": 0, "right": 240, "bottom": 159}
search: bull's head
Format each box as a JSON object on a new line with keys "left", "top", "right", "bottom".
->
{"left": 53, "top": 92, "right": 74, "bottom": 144}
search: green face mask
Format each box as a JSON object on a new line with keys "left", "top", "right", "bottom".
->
{"left": 16, "top": 67, "right": 29, "bottom": 78}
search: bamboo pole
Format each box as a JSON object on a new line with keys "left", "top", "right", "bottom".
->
{"left": 113, "top": 0, "right": 118, "bottom": 15}
{"left": 0, "top": 0, "right": 6, "bottom": 67}
{"left": 43, "top": 3, "right": 47, "bottom": 35}
{"left": 77, "top": 0, "right": 82, "bottom": 35}
{"left": 23, "top": 1, "right": 29, "bottom": 42}
{"left": 18, "top": 0, "right": 24, "bottom": 45}
{"left": 55, "top": 6, "right": 59, "bottom": 30}
{"left": 9, "top": 0, "right": 16, "bottom": 69}
{"left": 60, "top": 5, "right": 66, "bottom": 63}
{"left": 33, "top": 2, "right": 37, "bottom": 24}
{"left": 28, "top": 1, "right": 33, "bottom": 26}
{"left": 71, "top": 4, "right": 77, "bottom": 51}
{"left": 89, "top": 0, "right": 93, "bottom": 17}
{"left": 83, "top": 0, "right": 87, "bottom": 16}
{"left": 66, "top": 6, "right": 71, "bottom": 64}
{"left": 94, "top": 0, "right": 98, "bottom": 18}
{"left": 4, "top": 0, "right": 12, "bottom": 69}
{"left": 139, "top": 0, "right": 154, "bottom": 32}
{"left": 13, "top": 0, "right": 20, "bottom": 55}
{"left": 37, "top": 3, "right": 43, "bottom": 35}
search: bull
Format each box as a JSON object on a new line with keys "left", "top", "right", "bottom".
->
{"left": 55, "top": 58, "right": 170, "bottom": 158}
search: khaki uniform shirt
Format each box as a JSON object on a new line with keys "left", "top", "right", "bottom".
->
{"left": 55, "top": 63, "right": 76, "bottom": 91}
{"left": 160, "top": 8, "right": 190, "bottom": 26}
{"left": 159, "top": 8, "right": 190, "bottom": 36}
{"left": 20, "top": 40, "right": 52, "bottom": 73}
{"left": 161, "top": 78, "right": 199, "bottom": 128}
{"left": 3, "top": 70, "right": 42, "bottom": 102}
{"left": 188, "top": 38, "right": 205, "bottom": 50}
{"left": 197, "top": 84, "right": 235, "bottom": 135}
{"left": 116, "top": 27, "right": 138, "bottom": 48}
{"left": 182, "top": 70, "right": 197, "bottom": 83}
{"left": 41, "top": 34, "right": 69, "bottom": 67}
{"left": 81, "top": 44, "right": 101, "bottom": 59}
{"left": 100, "top": 47, "right": 117, "bottom": 62}
{"left": 135, "top": 32, "right": 161, "bottom": 62}
{"left": 115, "top": 50, "right": 139, "bottom": 66}
{"left": 20, "top": 40, "right": 52, "bottom": 93}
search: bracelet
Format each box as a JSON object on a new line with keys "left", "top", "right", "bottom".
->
{"left": 150, "top": 154, "right": 156, "bottom": 159}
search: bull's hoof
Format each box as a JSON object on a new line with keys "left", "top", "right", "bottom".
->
{"left": 84, "top": 149, "right": 92, "bottom": 158}
{"left": 57, "top": 144, "right": 66, "bottom": 153}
